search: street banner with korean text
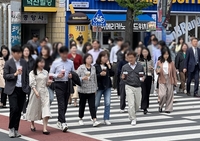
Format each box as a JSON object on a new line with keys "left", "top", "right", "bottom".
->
{"left": 162, "top": 0, "right": 173, "bottom": 28}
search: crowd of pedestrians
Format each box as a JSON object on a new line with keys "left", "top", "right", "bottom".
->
{"left": 0, "top": 33, "right": 200, "bottom": 138}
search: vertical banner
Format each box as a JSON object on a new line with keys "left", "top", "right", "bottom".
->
{"left": 11, "top": 1, "right": 21, "bottom": 47}
{"left": 157, "top": 0, "right": 162, "bottom": 29}
{"left": 162, "top": 0, "right": 173, "bottom": 28}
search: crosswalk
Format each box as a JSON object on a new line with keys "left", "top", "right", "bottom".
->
{"left": 1, "top": 90, "right": 200, "bottom": 141}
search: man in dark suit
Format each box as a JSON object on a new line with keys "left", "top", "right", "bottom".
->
{"left": 3, "top": 45, "right": 29, "bottom": 138}
{"left": 184, "top": 38, "right": 200, "bottom": 97}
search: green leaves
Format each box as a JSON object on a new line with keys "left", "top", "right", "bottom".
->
{"left": 115, "top": 0, "right": 153, "bottom": 16}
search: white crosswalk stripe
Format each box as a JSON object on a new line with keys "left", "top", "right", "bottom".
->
{"left": 1, "top": 90, "right": 200, "bottom": 141}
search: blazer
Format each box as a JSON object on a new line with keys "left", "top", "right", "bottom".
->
{"left": 3, "top": 58, "right": 30, "bottom": 95}
{"left": 156, "top": 61, "right": 177, "bottom": 86}
{"left": 175, "top": 51, "right": 186, "bottom": 72}
{"left": 94, "top": 63, "right": 114, "bottom": 90}
{"left": 184, "top": 47, "right": 200, "bottom": 72}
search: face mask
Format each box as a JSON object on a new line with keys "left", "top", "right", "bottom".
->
{"left": 108, "top": 40, "right": 111, "bottom": 44}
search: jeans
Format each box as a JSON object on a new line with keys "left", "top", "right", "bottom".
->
{"left": 95, "top": 88, "right": 111, "bottom": 120}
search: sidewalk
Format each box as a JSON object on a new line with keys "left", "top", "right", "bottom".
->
{"left": 0, "top": 114, "right": 99, "bottom": 141}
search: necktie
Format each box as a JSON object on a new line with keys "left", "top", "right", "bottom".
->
{"left": 195, "top": 48, "right": 198, "bottom": 64}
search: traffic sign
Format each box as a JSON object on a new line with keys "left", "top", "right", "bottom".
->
{"left": 91, "top": 9, "right": 106, "bottom": 27}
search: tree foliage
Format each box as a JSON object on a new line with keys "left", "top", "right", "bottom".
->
{"left": 115, "top": 0, "right": 153, "bottom": 49}
{"left": 115, "top": 0, "right": 153, "bottom": 17}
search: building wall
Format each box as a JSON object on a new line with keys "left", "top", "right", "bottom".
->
{"left": 46, "top": 0, "right": 65, "bottom": 44}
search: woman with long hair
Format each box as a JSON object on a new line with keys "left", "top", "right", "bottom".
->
{"left": 41, "top": 46, "right": 53, "bottom": 72}
{"left": 82, "top": 42, "right": 92, "bottom": 56}
{"left": 76, "top": 53, "right": 101, "bottom": 127}
{"left": 26, "top": 57, "right": 52, "bottom": 135}
{"left": 175, "top": 43, "right": 188, "bottom": 94}
{"left": 135, "top": 45, "right": 143, "bottom": 61}
{"left": 22, "top": 45, "right": 35, "bottom": 117}
{"left": 139, "top": 47, "right": 154, "bottom": 114}
{"left": 95, "top": 51, "right": 114, "bottom": 125}
{"left": 175, "top": 37, "right": 185, "bottom": 53}
{"left": 156, "top": 47, "right": 177, "bottom": 113}
{"left": 52, "top": 42, "right": 63, "bottom": 60}
{"left": 67, "top": 44, "right": 82, "bottom": 107}
{"left": 0, "top": 45, "right": 10, "bottom": 108}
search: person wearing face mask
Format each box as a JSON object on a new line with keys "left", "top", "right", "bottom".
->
{"left": 108, "top": 38, "right": 115, "bottom": 52}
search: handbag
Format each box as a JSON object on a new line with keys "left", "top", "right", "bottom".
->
{"left": 47, "top": 87, "right": 54, "bottom": 105}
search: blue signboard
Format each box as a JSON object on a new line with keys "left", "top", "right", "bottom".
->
{"left": 11, "top": 24, "right": 21, "bottom": 46}
{"left": 91, "top": 9, "right": 106, "bottom": 27}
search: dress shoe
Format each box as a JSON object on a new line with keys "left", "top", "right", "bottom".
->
{"left": 143, "top": 109, "right": 148, "bottom": 114}
{"left": 31, "top": 127, "right": 36, "bottom": 132}
{"left": 187, "top": 93, "right": 191, "bottom": 96}
{"left": 43, "top": 131, "right": 50, "bottom": 135}
{"left": 165, "top": 111, "right": 171, "bottom": 114}
{"left": 194, "top": 94, "right": 200, "bottom": 97}
{"left": 9, "top": 128, "right": 15, "bottom": 138}
{"left": 158, "top": 107, "right": 162, "bottom": 113}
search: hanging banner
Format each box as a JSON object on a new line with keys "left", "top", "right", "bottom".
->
{"left": 157, "top": 0, "right": 162, "bottom": 28}
{"left": 162, "top": 0, "right": 173, "bottom": 28}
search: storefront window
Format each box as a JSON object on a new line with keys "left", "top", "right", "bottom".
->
{"left": 176, "top": 15, "right": 186, "bottom": 41}
{"left": 103, "top": 32, "right": 111, "bottom": 45}
{"left": 188, "top": 15, "right": 196, "bottom": 42}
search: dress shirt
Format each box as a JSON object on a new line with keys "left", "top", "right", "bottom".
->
{"left": 14, "top": 59, "right": 22, "bottom": 87}
{"left": 163, "top": 61, "right": 169, "bottom": 74}
{"left": 88, "top": 48, "right": 103, "bottom": 65}
{"left": 49, "top": 58, "right": 74, "bottom": 81}
{"left": 192, "top": 46, "right": 197, "bottom": 55}
{"left": 129, "top": 62, "right": 137, "bottom": 70}
{"left": 110, "top": 45, "right": 120, "bottom": 63}
{"left": 152, "top": 48, "right": 161, "bottom": 69}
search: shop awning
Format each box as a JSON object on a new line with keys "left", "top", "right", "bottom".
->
{"left": 86, "top": 13, "right": 155, "bottom": 21}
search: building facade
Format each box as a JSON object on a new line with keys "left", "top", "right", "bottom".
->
{"left": 66, "top": 0, "right": 200, "bottom": 47}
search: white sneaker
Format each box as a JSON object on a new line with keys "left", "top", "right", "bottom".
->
{"left": 184, "top": 90, "right": 187, "bottom": 94}
{"left": 131, "top": 120, "right": 137, "bottom": 126}
{"left": 93, "top": 120, "right": 101, "bottom": 127}
{"left": 62, "top": 123, "right": 68, "bottom": 132}
{"left": 153, "top": 90, "right": 158, "bottom": 96}
{"left": 22, "top": 113, "right": 26, "bottom": 120}
{"left": 57, "top": 121, "right": 62, "bottom": 129}
{"left": 79, "top": 120, "right": 84, "bottom": 126}
{"left": 174, "top": 90, "right": 177, "bottom": 94}
{"left": 104, "top": 120, "right": 111, "bottom": 125}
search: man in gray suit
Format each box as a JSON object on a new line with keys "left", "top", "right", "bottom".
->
{"left": 3, "top": 45, "right": 29, "bottom": 138}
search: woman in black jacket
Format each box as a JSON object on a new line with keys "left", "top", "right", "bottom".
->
{"left": 94, "top": 51, "right": 114, "bottom": 125}
{"left": 22, "top": 44, "right": 35, "bottom": 118}
{"left": 175, "top": 43, "right": 188, "bottom": 94}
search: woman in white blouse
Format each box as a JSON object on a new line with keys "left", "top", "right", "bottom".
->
{"left": 156, "top": 47, "right": 177, "bottom": 114}
{"left": 26, "top": 57, "right": 52, "bottom": 135}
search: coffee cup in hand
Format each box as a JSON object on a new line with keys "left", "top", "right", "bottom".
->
{"left": 139, "top": 72, "right": 144, "bottom": 81}
{"left": 85, "top": 71, "right": 90, "bottom": 77}
{"left": 123, "top": 71, "right": 128, "bottom": 79}
{"left": 49, "top": 73, "right": 53, "bottom": 80}
{"left": 61, "top": 69, "right": 65, "bottom": 76}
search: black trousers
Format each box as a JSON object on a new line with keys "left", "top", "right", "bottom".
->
{"left": 1, "top": 88, "right": 7, "bottom": 106}
{"left": 79, "top": 93, "right": 96, "bottom": 119}
{"left": 141, "top": 76, "right": 152, "bottom": 110}
{"left": 119, "top": 81, "right": 126, "bottom": 110}
{"left": 187, "top": 65, "right": 199, "bottom": 95}
{"left": 117, "top": 75, "right": 120, "bottom": 96}
{"left": 55, "top": 82, "right": 70, "bottom": 123}
{"left": 22, "top": 92, "right": 30, "bottom": 113}
{"left": 8, "top": 87, "right": 26, "bottom": 130}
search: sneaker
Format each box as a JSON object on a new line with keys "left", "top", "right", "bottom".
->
{"left": 153, "top": 90, "right": 158, "bottom": 96}
{"left": 104, "top": 120, "right": 111, "bottom": 125}
{"left": 174, "top": 90, "right": 177, "bottom": 94}
{"left": 57, "top": 121, "right": 62, "bottom": 129}
{"left": 131, "top": 120, "right": 137, "bottom": 126}
{"left": 93, "top": 120, "right": 101, "bottom": 127}
{"left": 79, "top": 120, "right": 84, "bottom": 126}
{"left": 184, "top": 90, "right": 187, "bottom": 94}
{"left": 120, "top": 109, "right": 126, "bottom": 113}
{"left": 15, "top": 130, "right": 21, "bottom": 137}
{"left": 62, "top": 123, "right": 68, "bottom": 132}
{"left": 9, "top": 128, "right": 15, "bottom": 138}
{"left": 22, "top": 113, "right": 26, "bottom": 120}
